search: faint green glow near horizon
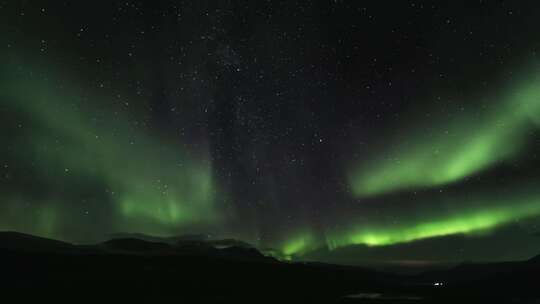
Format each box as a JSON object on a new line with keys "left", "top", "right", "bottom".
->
{"left": 0, "top": 198, "right": 58, "bottom": 239}
{"left": 326, "top": 196, "right": 540, "bottom": 249}
{"left": 349, "top": 71, "right": 540, "bottom": 197}
{"left": 281, "top": 232, "right": 316, "bottom": 256}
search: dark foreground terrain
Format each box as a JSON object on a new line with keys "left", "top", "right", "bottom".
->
{"left": 1, "top": 232, "right": 539, "bottom": 303}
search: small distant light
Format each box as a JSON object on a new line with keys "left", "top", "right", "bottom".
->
{"left": 433, "top": 282, "right": 444, "bottom": 287}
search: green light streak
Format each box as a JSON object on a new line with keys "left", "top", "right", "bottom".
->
{"left": 281, "top": 232, "right": 316, "bottom": 256}
{"left": 349, "top": 71, "right": 540, "bottom": 197}
{"left": 326, "top": 194, "right": 540, "bottom": 249}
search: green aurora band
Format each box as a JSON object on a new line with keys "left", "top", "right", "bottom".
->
{"left": 349, "top": 71, "right": 540, "bottom": 197}
{"left": 326, "top": 185, "right": 540, "bottom": 249}
{"left": 277, "top": 188, "right": 540, "bottom": 256}
{"left": 281, "top": 231, "right": 316, "bottom": 257}
{"left": 0, "top": 61, "right": 221, "bottom": 241}
{"left": 326, "top": 196, "right": 540, "bottom": 249}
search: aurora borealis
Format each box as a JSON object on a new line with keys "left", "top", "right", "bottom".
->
{"left": 348, "top": 68, "right": 540, "bottom": 197}
{"left": 328, "top": 189, "right": 540, "bottom": 248}
{"left": 2, "top": 1, "right": 540, "bottom": 265}
{"left": 1, "top": 61, "right": 222, "bottom": 240}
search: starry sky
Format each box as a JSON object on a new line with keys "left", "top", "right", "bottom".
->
{"left": 2, "top": 1, "right": 540, "bottom": 264}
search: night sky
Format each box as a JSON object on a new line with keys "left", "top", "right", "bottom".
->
{"left": 2, "top": 1, "right": 540, "bottom": 264}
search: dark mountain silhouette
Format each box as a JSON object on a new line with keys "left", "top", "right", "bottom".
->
{"left": 101, "top": 238, "right": 175, "bottom": 254}
{"left": 108, "top": 232, "right": 210, "bottom": 244}
{"left": 207, "top": 238, "right": 253, "bottom": 248}
{"left": 0, "top": 231, "right": 273, "bottom": 262}
{"left": 1, "top": 231, "right": 540, "bottom": 303}
{"left": 0, "top": 231, "right": 77, "bottom": 253}
{"left": 527, "top": 253, "right": 540, "bottom": 263}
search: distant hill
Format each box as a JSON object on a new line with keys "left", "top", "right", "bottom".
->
{"left": 108, "top": 233, "right": 210, "bottom": 244}
{"left": 105, "top": 233, "right": 268, "bottom": 261}
{"left": 0, "top": 231, "right": 77, "bottom": 253}
{"left": 100, "top": 238, "right": 175, "bottom": 254}
{"left": 527, "top": 253, "right": 540, "bottom": 263}
{"left": 0, "top": 231, "right": 273, "bottom": 262}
